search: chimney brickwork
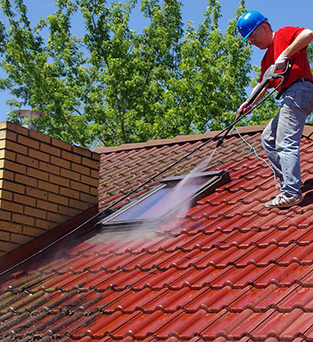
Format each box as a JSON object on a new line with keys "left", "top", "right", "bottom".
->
{"left": 0, "top": 121, "right": 100, "bottom": 256}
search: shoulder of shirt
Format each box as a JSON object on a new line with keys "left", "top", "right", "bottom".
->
{"left": 275, "top": 26, "right": 305, "bottom": 34}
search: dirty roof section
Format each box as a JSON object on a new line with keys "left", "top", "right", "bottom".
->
{"left": 1, "top": 125, "right": 313, "bottom": 341}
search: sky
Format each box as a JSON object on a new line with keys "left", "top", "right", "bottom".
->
{"left": 0, "top": 0, "right": 312, "bottom": 122}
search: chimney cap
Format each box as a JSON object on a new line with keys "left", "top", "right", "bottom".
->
{"left": 18, "top": 109, "right": 44, "bottom": 118}
{"left": 18, "top": 109, "right": 44, "bottom": 131}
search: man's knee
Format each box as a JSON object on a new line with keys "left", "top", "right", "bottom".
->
{"left": 261, "top": 128, "right": 270, "bottom": 147}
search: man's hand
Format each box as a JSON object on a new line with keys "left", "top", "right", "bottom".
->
{"left": 236, "top": 101, "right": 252, "bottom": 119}
{"left": 274, "top": 51, "right": 289, "bottom": 70}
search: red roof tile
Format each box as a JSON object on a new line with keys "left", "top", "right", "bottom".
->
{"left": 1, "top": 124, "right": 313, "bottom": 341}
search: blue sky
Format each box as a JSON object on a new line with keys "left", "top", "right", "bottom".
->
{"left": 0, "top": 0, "right": 312, "bottom": 122}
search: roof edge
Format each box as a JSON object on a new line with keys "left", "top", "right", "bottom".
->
{"left": 94, "top": 125, "right": 266, "bottom": 154}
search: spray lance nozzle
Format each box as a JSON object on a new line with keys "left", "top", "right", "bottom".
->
{"left": 215, "top": 61, "right": 291, "bottom": 149}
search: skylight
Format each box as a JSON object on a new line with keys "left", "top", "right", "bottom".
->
{"left": 101, "top": 170, "right": 230, "bottom": 227}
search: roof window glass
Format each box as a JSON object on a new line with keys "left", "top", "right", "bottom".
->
{"left": 101, "top": 170, "right": 230, "bottom": 226}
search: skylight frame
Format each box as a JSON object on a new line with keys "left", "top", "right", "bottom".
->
{"left": 100, "top": 170, "right": 230, "bottom": 230}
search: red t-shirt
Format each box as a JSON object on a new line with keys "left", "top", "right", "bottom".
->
{"left": 260, "top": 26, "right": 313, "bottom": 91}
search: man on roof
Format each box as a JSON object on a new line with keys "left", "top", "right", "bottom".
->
{"left": 236, "top": 10, "right": 313, "bottom": 209}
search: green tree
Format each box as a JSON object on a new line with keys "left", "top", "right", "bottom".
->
{"left": 163, "top": 0, "right": 251, "bottom": 134}
{"left": 81, "top": 0, "right": 185, "bottom": 145}
{"left": 0, "top": 0, "right": 96, "bottom": 147}
{"left": 0, "top": 0, "right": 252, "bottom": 147}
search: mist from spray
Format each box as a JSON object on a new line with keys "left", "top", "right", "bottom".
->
{"left": 92, "top": 148, "right": 218, "bottom": 245}
{"left": 160, "top": 147, "right": 217, "bottom": 228}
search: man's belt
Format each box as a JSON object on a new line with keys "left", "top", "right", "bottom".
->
{"left": 276, "top": 77, "right": 313, "bottom": 99}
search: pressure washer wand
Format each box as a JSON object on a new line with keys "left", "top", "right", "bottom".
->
{"left": 215, "top": 62, "right": 291, "bottom": 149}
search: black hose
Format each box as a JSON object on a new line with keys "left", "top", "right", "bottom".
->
{"left": 99, "top": 63, "right": 292, "bottom": 216}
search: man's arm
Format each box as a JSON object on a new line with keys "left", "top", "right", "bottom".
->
{"left": 284, "top": 29, "right": 313, "bottom": 57}
{"left": 249, "top": 83, "right": 268, "bottom": 107}
{"left": 236, "top": 83, "right": 269, "bottom": 117}
{"left": 275, "top": 28, "right": 313, "bottom": 71}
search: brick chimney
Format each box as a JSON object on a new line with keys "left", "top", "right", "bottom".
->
{"left": 0, "top": 121, "right": 99, "bottom": 256}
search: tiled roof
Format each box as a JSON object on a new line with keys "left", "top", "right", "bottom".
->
{"left": 96, "top": 125, "right": 266, "bottom": 210}
{"left": 1, "top": 124, "right": 313, "bottom": 341}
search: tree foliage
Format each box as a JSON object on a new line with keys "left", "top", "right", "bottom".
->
{"left": 0, "top": 0, "right": 252, "bottom": 147}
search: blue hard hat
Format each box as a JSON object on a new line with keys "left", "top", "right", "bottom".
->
{"left": 237, "top": 11, "right": 267, "bottom": 41}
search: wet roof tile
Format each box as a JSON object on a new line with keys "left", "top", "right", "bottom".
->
{"left": 2, "top": 125, "right": 313, "bottom": 340}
